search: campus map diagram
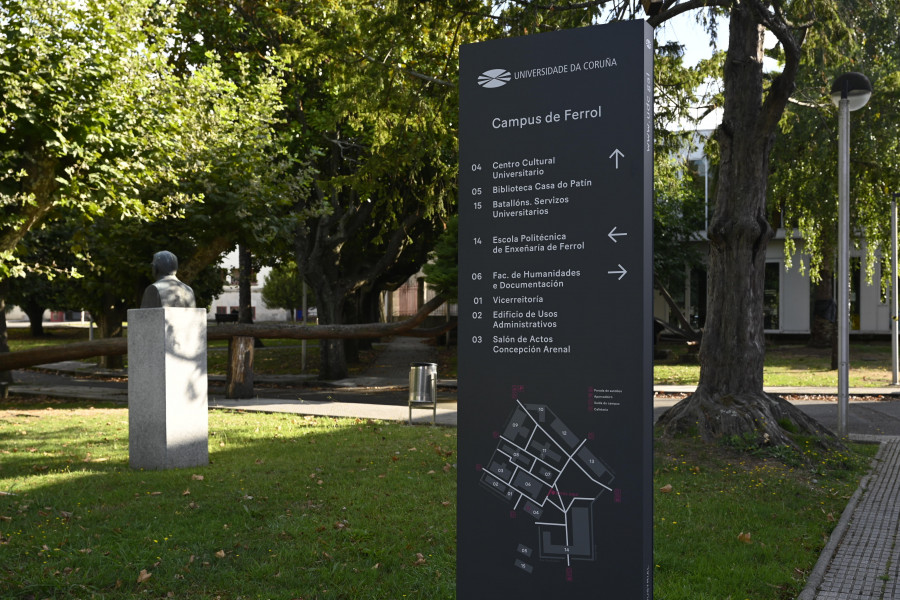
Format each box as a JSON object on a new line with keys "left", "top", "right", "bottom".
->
{"left": 480, "top": 400, "right": 616, "bottom": 575}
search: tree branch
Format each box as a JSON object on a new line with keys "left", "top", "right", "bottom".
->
{"left": 649, "top": 0, "right": 732, "bottom": 28}
{"left": 356, "top": 52, "right": 453, "bottom": 87}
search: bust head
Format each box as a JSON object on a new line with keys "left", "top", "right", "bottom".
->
{"left": 140, "top": 250, "right": 196, "bottom": 308}
{"left": 151, "top": 250, "right": 179, "bottom": 280}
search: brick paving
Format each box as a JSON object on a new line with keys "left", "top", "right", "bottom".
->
{"left": 805, "top": 439, "right": 900, "bottom": 600}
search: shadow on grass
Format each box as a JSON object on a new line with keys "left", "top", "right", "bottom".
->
{"left": 0, "top": 399, "right": 457, "bottom": 599}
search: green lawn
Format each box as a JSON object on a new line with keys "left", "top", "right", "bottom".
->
{"left": 654, "top": 340, "right": 896, "bottom": 387}
{"left": 0, "top": 397, "right": 875, "bottom": 599}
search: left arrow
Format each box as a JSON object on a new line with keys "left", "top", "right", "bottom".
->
{"left": 608, "top": 227, "right": 628, "bottom": 243}
{"left": 608, "top": 264, "right": 628, "bottom": 280}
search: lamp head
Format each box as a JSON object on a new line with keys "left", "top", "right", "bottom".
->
{"left": 830, "top": 72, "right": 873, "bottom": 112}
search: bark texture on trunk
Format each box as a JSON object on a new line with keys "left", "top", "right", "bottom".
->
{"left": 0, "top": 288, "right": 13, "bottom": 387}
{"left": 657, "top": 3, "right": 838, "bottom": 448}
{"left": 226, "top": 336, "right": 255, "bottom": 399}
{"left": 238, "top": 245, "right": 253, "bottom": 324}
{"left": 23, "top": 303, "right": 45, "bottom": 337}
{"left": 96, "top": 300, "right": 126, "bottom": 370}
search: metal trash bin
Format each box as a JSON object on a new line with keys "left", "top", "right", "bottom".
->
{"left": 409, "top": 362, "right": 437, "bottom": 424}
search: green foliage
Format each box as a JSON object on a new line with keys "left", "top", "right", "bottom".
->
{"left": 654, "top": 154, "right": 707, "bottom": 291}
{"left": 423, "top": 215, "right": 458, "bottom": 302}
{"left": 0, "top": 0, "right": 314, "bottom": 292}
{"left": 770, "top": 0, "right": 900, "bottom": 284}
{"left": 261, "top": 261, "right": 315, "bottom": 313}
{"left": 0, "top": 0, "right": 182, "bottom": 267}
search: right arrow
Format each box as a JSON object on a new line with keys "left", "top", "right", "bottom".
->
{"left": 608, "top": 264, "right": 628, "bottom": 280}
{"left": 608, "top": 226, "right": 628, "bottom": 243}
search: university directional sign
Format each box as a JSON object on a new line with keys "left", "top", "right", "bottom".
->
{"left": 458, "top": 20, "right": 654, "bottom": 598}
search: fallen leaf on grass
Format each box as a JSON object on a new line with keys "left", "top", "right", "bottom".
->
{"left": 137, "top": 569, "right": 152, "bottom": 583}
{"left": 192, "top": 474, "right": 204, "bottom": 481}
{"left": 413, "top": 552, "right": 427, "bottom": 566}
{"left": 659, "top": 484, "right": 673, "bottom": 493}
{"left": 441, "top": 501, "right": 451, "bottom": 507}
{"left": 826, "top": 512, "right": 835, "bottom": 522}
{"left": 738, "top": 531, "right": 752, "bottom": 544}
{"left": 149, "top": 492, "right": 162, "bottom": 496}
{"left": 79, "top": 548, "right": 92, "bottom": 554}
{"left": 215, "top": 550, "right": 226, "bottom": 558}
{"left": 182, "top": 489, "right": 191, "bottom": 496}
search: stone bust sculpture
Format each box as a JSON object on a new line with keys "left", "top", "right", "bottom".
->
{"left": 140, "top": 251, "right": 196, "bottom": 309}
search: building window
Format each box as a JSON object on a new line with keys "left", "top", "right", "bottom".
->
{"left": 764, "top": 262, "right": 780, "bottom": 330}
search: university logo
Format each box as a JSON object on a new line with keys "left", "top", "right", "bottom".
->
{"left": 478, "top": 69, "right": 511, "bottom": 88}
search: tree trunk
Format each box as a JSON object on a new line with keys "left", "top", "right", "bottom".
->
{"left": 96, "top": 299, "right": 127, "bottom": 370}
{"left": 657, "top": 3, "right": 837, "bottom": 448}
{"left": 226, "top": 336, "right": 255, "bottom": 398}
{"left": 23, "top": 302, "right": 46, "bottom": 337}
{"left": 316, "top": 286, "right": 349, "bottom": 380}
{"left": 238, "top": 244, "right": 253, "bottom": 324}
{"left": 0, "top": 286, "right": 13, "bottom": 388}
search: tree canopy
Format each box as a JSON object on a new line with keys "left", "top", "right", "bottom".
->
{"left": 0, "top": 0, "right": 183, "bottom": 274}
{"left": 771, "top": 0, "right": 900, "bottom": 285}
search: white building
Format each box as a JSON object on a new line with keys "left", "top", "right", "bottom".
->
{"left": 657, "top": 109, "right": 893, "bottom": 336}
{"left": 207, "top": 250, "right": 290, "bottom": 322}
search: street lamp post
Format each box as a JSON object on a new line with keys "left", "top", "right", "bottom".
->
{"left": 830, "top": 72, "right": 873, "bottom": 437}
{"left": 892, "top": 192, "right": 900, "bottom": 386}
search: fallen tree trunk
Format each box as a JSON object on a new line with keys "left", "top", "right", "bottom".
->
{"left": 0, "top": 295, "right": 453, "bottom": 372}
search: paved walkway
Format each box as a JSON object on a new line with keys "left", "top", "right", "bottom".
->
{"left": 799, "top": 438, "right": 900, "bottom": 600}
{"left": 7, "top": 335, "right": 900, "bottom": 598}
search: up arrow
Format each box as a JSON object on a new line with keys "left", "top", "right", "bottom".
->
{"left": 608, "top": 227, "right": 627, "bottom": 243}
{"left": 609, "top": 148, "right": 624, "bottom": 169}
{"left": 608, "top": 264, "right": 628, "bottom": 280}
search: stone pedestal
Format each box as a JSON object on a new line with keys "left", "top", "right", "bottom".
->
{"left": 127, "top": 308, "right": 208, "bottom": 470}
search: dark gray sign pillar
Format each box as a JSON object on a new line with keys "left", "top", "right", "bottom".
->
{"left": 458, "top": 21, "right": 654, "bottom": 598}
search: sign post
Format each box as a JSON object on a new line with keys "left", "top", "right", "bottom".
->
{"left": 458, "top": 21, "right": 654, "bottom": 598}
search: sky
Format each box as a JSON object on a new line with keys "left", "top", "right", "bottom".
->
{"left": 655, "top": 11, "right": 726, "bottom": 67}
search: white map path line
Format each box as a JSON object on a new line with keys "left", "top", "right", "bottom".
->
{"left": 511, "top": 400, "right": 611, "bottom": 567}
{"left": 483, "top": 400, "right": 616, "bottom": 569}
{"left": 514, "top": 399, "right": 614, "bottom": 490}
